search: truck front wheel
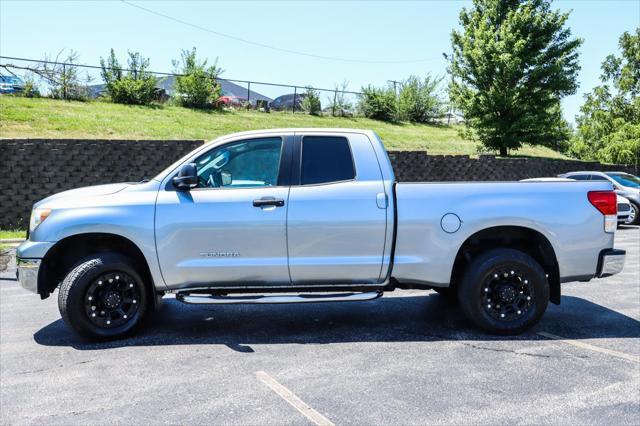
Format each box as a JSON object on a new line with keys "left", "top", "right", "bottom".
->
{"left": 457, "top": 248, "right": 549, "bottom": 335}
{"left": 58, "top": 253, "right": 149, "bottom": 340}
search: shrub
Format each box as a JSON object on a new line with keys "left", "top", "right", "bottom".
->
{"left": 359, "top": 85, "right": 397, "bottom": 122}
{"left": 301, "top": 86, "right": 322, "bottom": 115}
{"left": 328, "top": 80, "right": 353, "bottom": 116}
{"left": 100, "top": 49, "right": 157, "bottom": 105}
{"left": 398, "top": 75, "right": 444, "bottom": 123}
{"left": 172, "top": 48, "right": 222, "bottom": 109}
{"left": 39, "top": 50, "right": 89, "bottom": 101}
{"left": 19, "top": 75, "right": 40, "bottom": 98}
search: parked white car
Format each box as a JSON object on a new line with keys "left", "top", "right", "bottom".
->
{"left": 522, "top": 178, "right": 632, "bottom": 225}
{"left": 559, "top": 171, "right": 640, "bottom": 225}
{"left": 617, "top": 195, "right": 633, "bottom": 224}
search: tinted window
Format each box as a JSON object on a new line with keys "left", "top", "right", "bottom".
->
{"left": 568, "top": 174, "right": 590, "bottom": 180}
{"left": 194, "top": 137, "right": 282, "bottom": 188}
{"left": 607, "top": 173, "right": 640, "bottom": 188}
{"left": 590, "top": 175, "right": 608, "bottom": 181}
{"left": 301, "top": 136, "right": 355, "bottom": 185}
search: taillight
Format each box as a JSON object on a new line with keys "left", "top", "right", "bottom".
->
{"left": 588, "top": 191, "right": 617, "bottom": 233}
{"left": 588, "top": 191, "right": 617, "bottom": 215}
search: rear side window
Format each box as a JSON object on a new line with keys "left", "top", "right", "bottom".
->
{"left": 301, "top": 136, "right": 355, "bottom": 185}
{"left": 590, "top": 175, "right": 608, "bottom": 181}
{"left": 569, "top": 174, "right": 590, "bottom": 180}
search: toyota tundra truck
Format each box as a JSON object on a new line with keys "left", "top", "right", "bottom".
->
{"left": 16, "top": 129, "right": 626, "bottom": 340}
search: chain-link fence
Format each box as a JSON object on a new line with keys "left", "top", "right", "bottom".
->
{"left": 0, "top": 55, "right": 363, "bottom": 116}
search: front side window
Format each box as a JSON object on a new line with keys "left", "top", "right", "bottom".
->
{"left": 301, "top": 136, "right": 355, "bottom": 185}
{"left": 194, "top": 137, "right": 282, "bottom": 188}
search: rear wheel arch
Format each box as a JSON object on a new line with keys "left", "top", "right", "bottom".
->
{"left": 38, "top": 233, "right": 156, "bottom": 303}
{"left": 450, "top": 226, "right": 561, "bottom": 304}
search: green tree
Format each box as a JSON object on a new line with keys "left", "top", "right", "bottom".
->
{"left": 301, "top": 86, "right": 322, "bottom": 116}
{"left": 359, "top": 84, "right": 397, "bottom": 122}
{"left": 100, "top": 49, "right": 157, "bottom": 105}
{"left": 570, "top": 29, "right": 639, "bottom": 167}
{"left": 172, "top": 48, "right": 222, "bottom": 109}
{"left": 398, "top": 75, "right": 445, "bottom": 123}
{"left": 449, "top": 0, "right": 582, "bottom": 156}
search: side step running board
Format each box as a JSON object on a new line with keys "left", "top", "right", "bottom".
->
{"left": 176, "top": 291, "right": 383, "bottom": 305}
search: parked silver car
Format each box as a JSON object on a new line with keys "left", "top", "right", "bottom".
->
{"left": 559, "top": 171, "right": 640, "bottom": 225}
{"left": 17, "top": 129, "right": 625, "bottom": 340}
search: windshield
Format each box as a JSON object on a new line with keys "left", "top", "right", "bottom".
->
{"left": 606, "top": 173, "right": 640, "bottom": 188}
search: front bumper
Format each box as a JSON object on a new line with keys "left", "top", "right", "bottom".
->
{"left": 15, "top": 240, "right": 54, "bottom": 294}
{"left": 617, "top": 212, "right": 630, "bottom": 222}
{"left": 16, "top": 258, "right": 41, "bottom": 293}
{"left": 597, "top": 249, "right": 626, "bottom": 278}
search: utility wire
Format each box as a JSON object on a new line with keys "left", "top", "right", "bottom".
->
{"left": 120, "top": 0, "right": 437, "bottom": 65}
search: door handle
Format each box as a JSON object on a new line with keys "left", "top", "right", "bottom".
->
{"left": 253, "top": 198, "right": 285, "bottom": 207}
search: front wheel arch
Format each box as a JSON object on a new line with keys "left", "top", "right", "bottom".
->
{"left": 38, "top": 233, "right": 156, "bottom": 306}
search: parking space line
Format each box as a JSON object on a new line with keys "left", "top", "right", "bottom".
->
{"left": 538, "top": 332, "right": 640, "bottom": 363}
{"left": 255, "top": 371, "right": 334, "bottom": 426}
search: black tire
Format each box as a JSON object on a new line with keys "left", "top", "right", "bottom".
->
{"left": 433, "top": 287, "right": 458, "bottom": 304}
{"left": 58, "top": 253, "right": 149, "bottom": 340}
{"left": 457, "top": 248, "right": 549, "bottom": 335}
{"left": 628, "top": 202, "right": 639, "bottom": 225}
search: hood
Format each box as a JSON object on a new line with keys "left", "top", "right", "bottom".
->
{"left": 34, "top": 183, "right": 132, "bottom": 208}
{"left": 618, "top": 186, "right": 640, "bottom": 200}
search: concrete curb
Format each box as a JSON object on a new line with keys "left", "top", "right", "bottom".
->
{"left": 0, "top": 239, "right": 25, "bottom": 244}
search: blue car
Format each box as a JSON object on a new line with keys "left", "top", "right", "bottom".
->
{"left": 0, "top": 75, "right": 25, "bottom": 94}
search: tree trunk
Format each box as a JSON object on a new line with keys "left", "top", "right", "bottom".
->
{"left": 499, "top": 146, "right": 508, "bottom": 156}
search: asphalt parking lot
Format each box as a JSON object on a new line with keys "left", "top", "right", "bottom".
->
{"left": 1, "top": 227, "right": 638, "bottom": 425}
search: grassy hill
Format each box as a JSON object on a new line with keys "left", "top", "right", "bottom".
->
{"left": 0, "top": 96, "right": 568, "bottom": 158}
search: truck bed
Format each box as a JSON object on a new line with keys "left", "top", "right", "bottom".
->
{"left": 392, "top": 180, "right": 615, "bottom": 286}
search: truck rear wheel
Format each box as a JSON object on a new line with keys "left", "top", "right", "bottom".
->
{"left": 457, "top": 248, "right": 549, "bottom": 335}
{"left": 58, "top": 253, "right": 149, "bottom": 340}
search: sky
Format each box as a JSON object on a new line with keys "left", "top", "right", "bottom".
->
{"left": 1, "top": 0, "right": 639, "bottom": 123}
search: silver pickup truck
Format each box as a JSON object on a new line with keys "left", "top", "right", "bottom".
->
{"left": 17, "top": 129, "right": 626, "bottom": 340}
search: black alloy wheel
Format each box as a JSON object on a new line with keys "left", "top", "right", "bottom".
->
{"left": 84, "top": 272, "right": 141, "bottom": 329}
{"left": 481, "top": 268, "right": 534, "bottom": 321}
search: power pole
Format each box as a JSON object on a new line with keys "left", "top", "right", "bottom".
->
{"left": 442, "top": 52, "right": 454, "bottom": 125}
{"left": 388, "top": 80, "right": 402, "bottom": 121}
{"left": 387, "top": 80, "right": 402, "bottom": 99}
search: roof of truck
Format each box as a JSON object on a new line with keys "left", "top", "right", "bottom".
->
{"left": 206, "top": 128, "right": 375, "bottom": 144}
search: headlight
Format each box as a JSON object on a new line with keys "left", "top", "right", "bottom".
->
{"left": 29, "top": 208, "right": 52, "bottom": 233}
